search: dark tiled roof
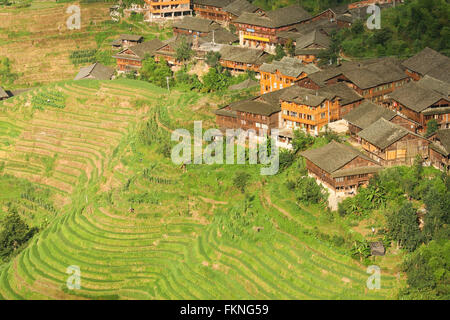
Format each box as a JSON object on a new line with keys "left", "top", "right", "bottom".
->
{"left": 295, "top": 30, "right": 330, "bottom": 53}
{"left": 231, "top": 100, "right": 280, "bottom": 116}
{"left": 387, "top": 81, "right": 447, "bottom": 113}
{"left": 229, "top": 78, "right": 259, "bottom": 90}
{"left": 118, "top": 34, "right": 143, "bottom": 41}
{"left": 199, "top": 28, "right": 238, "bottom": 44}
{"left": 0, "top": 86, "right": 8, "bottom": 99}
{"left": 357, "top": 118, "right": 419, "bottom": 149}
{"left": 193, "top": 0, "right": 233, "bottom": 8}
{"left": 234, "top": 5, "right": 311, "bottom": 28}
{"left": 219, "top": 45, "right": 268, "bottom": 65}
{"left": 280, "top": 85, "right": 329, "bottom": 107}
{"left": 402, "top": 47, "right": 450, "bottom": 79}
{"left": 74, "top": 63, "right": 114, "bottom": 80}
{"left": 318, "top": 83, "right": 363, "bottom": 106}
{"left": 259, "top": 56, "right": 320, "bottom": 78}
{"left": 343, "top": 100, "right": 396, "bottom": 129}
{"left": 417, "top": 75, "right": 450, "bottom": 97}
{"left": 301, "top": 141, "right": 378, "bottom": 173}
{"left": 173, "top": 16, "right": 219, "bottom": 33}
{"left": 114, "top": 38, "right": 165, "bottom": 60}
{"left": 224, "top": 0, "right": 259, "bottom": 17}
{"left": 433, "top": 129, "right": 450, "bottom": 155}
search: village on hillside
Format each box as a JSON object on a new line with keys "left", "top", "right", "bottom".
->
{"left": 0, "top": 0, "right": 448, "bottom": 303}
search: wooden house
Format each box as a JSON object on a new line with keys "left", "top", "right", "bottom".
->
{"left": 74, "top": 63, "right": 115, "bottom": 81}
{"left": 173, "top": 16, "right": 220, "bottom": 37}
{"left": 223, "top": 0, "right": 263, "bottom": 24}
{"left": 300, "top": 141, "right": 382, "bottom": 193}
{"left": 215, "top": 88, "right": 287, "bottom": 134}
{"left": 386, "top": 80, "right": 450, "bottom": 133}
{"left": 111, "top": 34, "right": 144, "bottom": 49}
{"left": 193, "top": 0, "right": 233, "bottom": 23}
{"left": 259, "top": 56, "right": 320, "bottom": 94}
{"left": 218, "top": 45, "right": 270, "bottom": 73}
{"left": 279, "top": 86, "right": 340, "bottom": 136}
{"left": 317, "top": 82, "right": 363, "bottom": 117}
{"left": 145, "top": 0, "right": 192, "bottom": 21}
{"left": 357, "top": 118, "right": 430, "bottom": 166}
{"left": 113, "top": 39, "right": 165, "bottom": 72}
{"left": 428, "top": 129, "right": 450, "bottom": 173}
{"left": 294, "top": 30, "right": 330, "bottom": 64}
{"left": 233, "top": 5, "right": 312, "bottom": 54}
{"left": 343, "top": 100, "right": 419, "bottom": 139}
{"left": 402, "top": 47, "right": 450, "bottom": 83}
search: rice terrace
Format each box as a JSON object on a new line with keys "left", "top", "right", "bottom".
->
{"left": 0, "top": 0, "right": 448, "bottom": 304}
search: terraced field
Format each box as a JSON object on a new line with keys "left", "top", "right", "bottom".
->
{"left": 0, "top": 80, "right": 401, "bottom": 299}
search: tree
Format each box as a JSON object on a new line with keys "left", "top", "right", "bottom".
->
{"left": 0, "top": 207, "right": 37, "bottom": 261}
{"left": 274, "top": 45, "right": 286, "bottom": 61}
{"left": 295, "top": 177, "right": 327, "bottom": 205}
{"left": 205, "top": 51, "right": 221, "bottom": 68}
{"left": 401, "top": 240, "right": 449, "bottom": 299}
{"left": 202, "top": 66, "right": 230, "bottom": 92}
{"left": 291, "top": 129, "right": 314, "bottom": 153}
{"left": 139, "top": 56, "right": 174, "bottom": 88}
{"left": 175, "top": 36, "right": 194, "bottom": 63}
{"left": 233, "top": 171, "right": 251, "bottom": 194}
{"left": 386, "top": 202, "right": 423, "bottom": 252}
{"left": 426, "top": 119, "right": 439, "bottom": 136}
{"left": 0, "top": 56, "right": 18, "bottom": 85}
{"left": 285, "top": 39, "right": 296, "bottom": 57}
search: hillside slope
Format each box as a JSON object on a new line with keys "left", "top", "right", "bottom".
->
{"left": 0, "top": 80, "right": 402, "bottom": 299}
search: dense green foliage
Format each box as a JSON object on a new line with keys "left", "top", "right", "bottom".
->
{"left": 401, "top": 240, "right": 449, "bottom": 299}
{"left": 139, "top": 57, "right": 174, "bottom": 89}
{"left": 0, "top": 56, "right": 18, "bottom": 85}
{"left": 0, "top": 207, "right": 38, "bottom": 262}
{"left": 338, "top": 0, "right": 450, "bottom": 58}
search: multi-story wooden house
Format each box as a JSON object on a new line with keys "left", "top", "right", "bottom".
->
{"left": 193, "top": 0, "right": 233, "bottom": 22}
{"left": 259, "top": 56, "right": 320, "bottom": 94}
{"left": 317, "top": 82, "right": 364, "bottom": 117}
{"left": 215, "top": 88, "right": 288, "bottom": 135}
{"left": 223, "top": 0, "right": 263, "bottom": 24}
{"left": 357, "top": 118, "right": 430, "bottom": 166}
{"left": 173, "top": 16, "right": 220, "bottom": 37}
{"left": 387, "top": 80, "right": 450, "bottom": 133}
{"left": 111, "top": 34, "right": 144, "bottom": 49}
{"left": 343, "top": 100, "right": 419, "bottom": 139}
{"left": 428, "top": 129, "right": 450, "bottom": 173}
{"left": 218, "top": 45, "right": 270, "bottom": 73}
{"left": 294, "top": 30, "right": 330, "bottom": 64}
{"left": 279, "top": 86, "right": 340, "bottom": 135}
{"left": 296, "top": 58, "right": 410, "bottom": 102}
{"left": 113, "top": 38, "right": 165, "bottom": 72}
{"left": 145, "top": 0, "right": 192, "bottom": 21}
{"left": 402, "top": 47, "right": 450, "bottom": 83}
{"left": 233, "top": 5, "right": 312, "bottom": 54}
{"left": 301, "top": 141, "right": 382, "bottom": 194}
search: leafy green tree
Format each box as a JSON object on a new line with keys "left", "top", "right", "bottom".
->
{"left": 423, "top": 184, "right": 450, "bottom": 242}
{"left": 386, "top": 202, "right": 423, "bottom": 252}
{"left": 233, "top": 171, "right": 251, "bottom": 194}
{"left": 295, "top": 176, "right": 327, "bottom": 205}
{"left": 205, "top": 51, "right": 221, "bottom": 68}
{"left": 292, "top": 129, "right": 314, "bottom": 153}
{"left": 202, "top": 66, "right": 230, "bottom": 92}
{"left": 175, "top": 36, "right": 194, "bottom": 63}
{"left": 401, "top": 240, "right": 449, "bottom": 299}
{"left": 274, "top": 44, "right": 286, "bottom": 61}
{"left": 0, "top": 56, "right": 18, "bottom": 85}
{"left": 426, "top": 119, "right": 439, "bottom": 136}
{"left": 139, "top": 56, "right": 174, "bottom": 88}
{"left": 285, "top": 39, "right": 296, "bottom": 57}
{"left": 0, "top": 207, "right": 38, "bottom": 261}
